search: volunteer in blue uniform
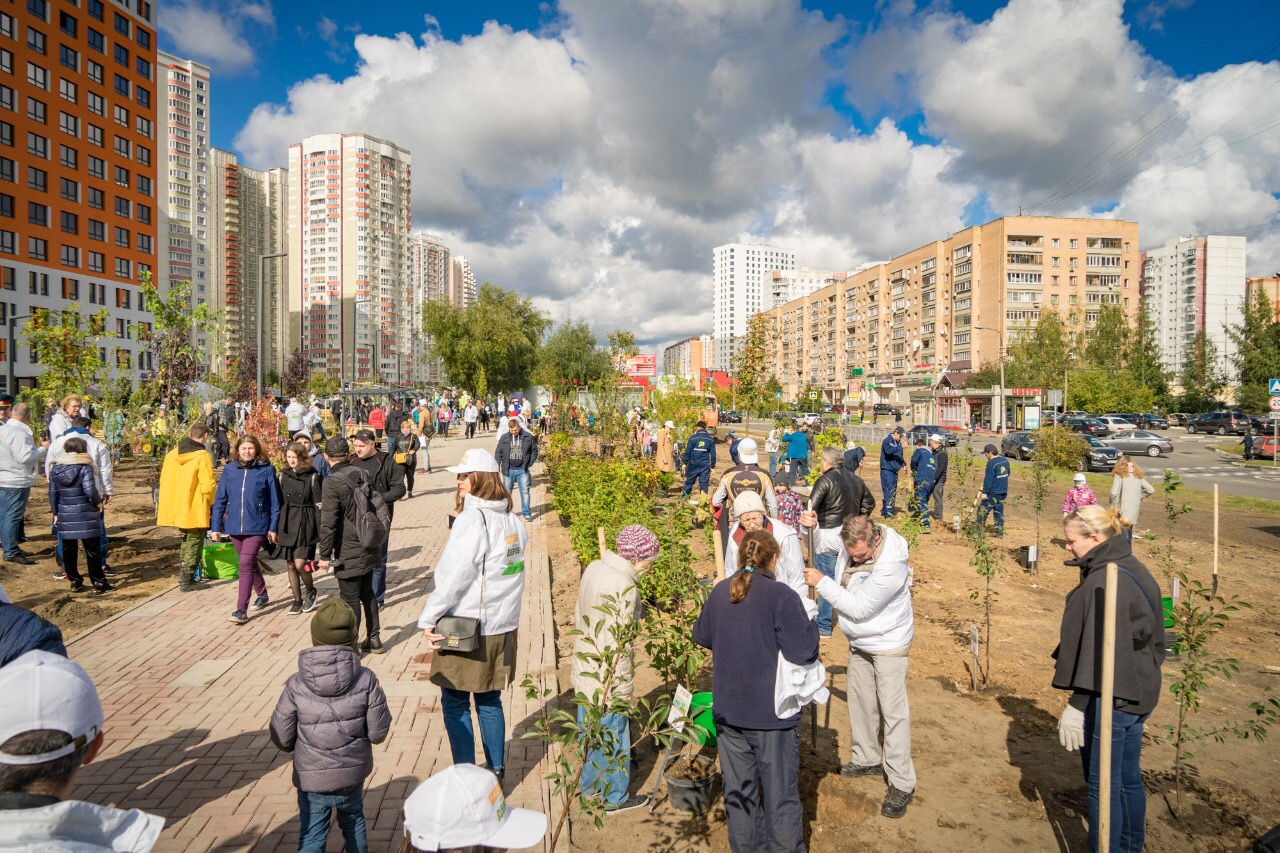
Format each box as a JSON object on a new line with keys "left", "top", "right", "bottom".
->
{"left": 909, "top": 436, "right": 936, "bottom": 530}
{"left": 978, "top": 444, "right": 1010, "bottom": 536}
{"left": 879, "top": 427, "right": 905, "bottom": 518}
{"left": 681, "top": 421, "right": 717, "bottom": 497}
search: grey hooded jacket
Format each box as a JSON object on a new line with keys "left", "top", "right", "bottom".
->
{"left": 269, "top": 645, "right": 392, "bottom": 793}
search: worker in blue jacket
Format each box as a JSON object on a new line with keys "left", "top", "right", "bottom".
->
{"left": 879, "top": 427, "right": 905, "bottom": 517}
{"left": 681, "top": 421, "right": 718, "bottom": 497}
{"left": 909, "top": 436, "right": 937, "bottom": 530}
{"left": 977, "top": 444, "right": 1010, "bottom": 536}
{"left": 781, "top": 426, "right": 811, "bottom": 486}
{"left": 727, "top": 430, "right": 741, "bottom": 465}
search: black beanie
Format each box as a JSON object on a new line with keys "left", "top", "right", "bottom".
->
{"left": 311, "top": 599, "right": 358, "bottom": 650}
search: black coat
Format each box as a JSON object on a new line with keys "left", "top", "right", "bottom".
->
{"left": 48, "top": 459, "right": 103, "bottom": 540}
{"left": 347, "top": 450, "right": 405, "bottom": 519}
{"left": 278, "top": 468, "right": 322, "bottom": 549}
{"left": 808, "top": 465, "right": 875, "bottom": 528}
{"left": 317, "top": 462, "right": 378, "bottom": 578}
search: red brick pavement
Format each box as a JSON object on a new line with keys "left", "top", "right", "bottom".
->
{"left": 69, "top": 432, "right": 557, "bottom": 852}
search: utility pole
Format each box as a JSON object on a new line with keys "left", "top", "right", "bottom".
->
{"left": 256, "top": 252, "right": 286, "bottom": 401}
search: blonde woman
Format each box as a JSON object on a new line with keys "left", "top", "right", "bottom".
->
{"left": 1109, "top": 456, "right": 1154, "bottom": 542}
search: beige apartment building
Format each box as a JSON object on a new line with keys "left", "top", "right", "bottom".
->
{"left": 1246, "top": 276, "right": 1280, "bottom": 322}
{"left": 769, "top": 216, "right": 1140, "bottom": 427}
{"left": 662, "top": 334, "right": 714, "bottom": 390}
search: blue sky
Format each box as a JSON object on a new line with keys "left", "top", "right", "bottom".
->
{"left": 160, "top": 0, "right": 1280, "bottom": 347}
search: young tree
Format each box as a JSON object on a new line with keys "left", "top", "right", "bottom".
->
{"left": 731, "top": 312, "right": 776, "bottom": 432}
{"left": 1225, "top": 289, "right": 1280, "bottom": 413}
{"left": 309, "top": 370, "right": 340, "bottom": 398}
{"left": 227, "top": 343, "right": 258, "bottom": 401}
{"left": 537, "top": 319, "right": 611, "bottom": 400}
{"left": 1083, "top": 304, "right": 1130, "bottom": 368}
{"left": 423, "top": 283, "right": 549, "bottom": 393}
{"left": 1178, "top": 331, "right": 1226, "bottom": 412}
{"left": 1126, "top": 302, "right": 1171, "bottom": 403}
{"left": 281, "top": 347, "right": 311, "bottom": 398}
{"left": 21, "top": 305, "right": 108, "bottom": 404}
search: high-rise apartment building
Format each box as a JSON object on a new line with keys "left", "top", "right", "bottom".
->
{"left": 287, "top": 132, "right": 411, "bottom": 388}
{"left": 1245, "top": 276, "right": 1280, "bottom": 322}
{"left": 1, "top": 0, "right": 159, "bottom": 391}
{"left": 769, "top": 216, "right": 1140, "bottom": 422}
{"left": 768, "top": 268, "right": 850, "bottom": 309}
{"left": 406, "top": 232, "right": 451, "bottom": 386}
{"left": 451, "top": 254, "right": 475, "bottom": 307}
{"left": 155, "top": 53, "right": 209, "bottom": 318}
{"left": 209, "top": 148, "right": 286, "bottom": 375}
{"left": 662, "top": 334, "right": 714, "bottom": 389}
{"left": 1140, "top": 236, "right": 1246, "bottom": 381}
{"left": 713, "top": 242, "right": 795, "bottom": 371}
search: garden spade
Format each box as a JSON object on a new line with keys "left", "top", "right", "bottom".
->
{"left": 805, "top": 523, "right": 819, "bottom": 756}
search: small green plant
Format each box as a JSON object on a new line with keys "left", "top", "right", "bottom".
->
{"left": 1023, "top": 460, "right": 1052, "bottom": 575}
{"left": 1161, "top": 575, "right": 1280, "bottom": 817}
{"left": 967, "top": 524, "right": 1003, "bottom": 689}
{"left": 1031, "top": 425, "right": 1089, "bottom": 471}
{"left": 890, "top": 502, "right": 927, "bottom": 551}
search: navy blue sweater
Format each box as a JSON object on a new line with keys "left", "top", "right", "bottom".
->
{"left": 693, "top": 573, "right": 819, "bottom": 730}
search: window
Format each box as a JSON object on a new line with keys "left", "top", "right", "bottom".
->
{"left": 112, "top": 135, "right": 128, "bottom": 157}
{"left": 28, "top": 166, "right": 47, "bottom": 191}
{"left": 26, "top": 97, "right": 45, "bottom": 123}
{"left": 135, "top": 174, "right": 150, "bottom": 196}
{"left": 112, "top": 104, "right": 127, "bottom": 126}
{"left": 136, "top": 28, "right": 149, "bottom": 49}
{"left": 29, "top": 0, "right": 49, "bottom": 22}
{"left": 87, "top": 123, "right": 102, "bottom": 146}
{"left": 134, "top": 57, "right": 150, "bottom": 79}
{"left": 58, "top": 111, "right": 78, "bottom": 136}
{"left": 113, "top": 74, "right": 128, "bottom": 98}
{"left": 88, "top": 219, "right": 104, "bottom": 241}
{"left": 0, "top": 49, "right": 8, "bottom": 74}
{"left": 58, "top": 177, "right": 78, "bottom": 201}
{"left": 87, "top": 59, "right": 102, "bottom": 83}
{"left": 114, "top": 257, "right": 130, "bottom": 278}
{"left": 87, "top": 154, "right": 105, "bottom": 178}
{"left": 58, "top": 77, "right": 76, "bottom": 103}
{"left": 113, "top": 43, "right": 128, "bottom": 67}
{"left": 113, "top": 225, "right": 127, "bottom": 246}
{"left": 87, "top": 26, "right": 104, "bottom": 53}
{"left": 88, "top": 0, "right": 102, "bottom": 21}
{"left": 0, "top": 193, "right": 9, "bottom": 217}
{"left": 59, "top": 245, "right": 78, "bottom": 268}
{"left": 60, "top": 210, "right": 76, "bottom": 233}
{"left": 114, "top": 12, "right": 129, "bottom": 36}
{"left": 27, "top": 28, "right": 45, "bottom": 54}
{"left": 134, "top": 116, "right": 151, "bottom": 138}
{"left": 116, "top": 287, "right": 130, "bottom": 308}
{"left": 87, "top": 250, "right": 103, "bottom": 272}
{"left": 135, "top": 145, "right": 149, "bottom": 166}
{"left": 26, "top": 62, "right": 49, "bottom": 90}
{"left": 0, "top": 86, "right": 12, "bottom": 113}
{"left": 87, "top": 187, "right": 103, "bottom": 209}
{"left": 0, "top": 121, "right": 9, "bottom": 146}
{"left": 27, "top": 270, "right": 48, "bottom": 294}
{"left": 1069, "top": 239, "right": 1079, "bottom": 249}
{"left": 1051, "top": 238, "right": 1059, "bottom": 248}
{"left": 113, "top": 165, "right": 128, "bottom": 186}
{"left": 59, "top": 11, "right": 76, "bottom": 36}
{"left": 0, "top": 14, "right": 12, "bottom": 39}
{"left": 134, "top": 86, "right": 148, "bottom": 108}
{"left": 0, "top": 231, "right": 12, "bottom": 254}
{"left": 60, "top": 275, "right": 78, "bottom": 297}
{"left": 1, "top": 266, "right": 11, "bottom": 290}
{"left": 28, "top": 237, "right": 47, "bottom": 260}
{"left": 135, "top": 203, "right": 149, "bottom": 224}
{"left": 0, "top": 157, "right": 12, "bottom": 183}
{"left": 136, "top": 233, "right": 151, "bottom": 253}
{"left": 113, "top": 196, "right": 129, "bottom": 218}
{"left": 27, "top": 202, "right": 48, "bottom": 226}
{"left": 58, "top": 44, "right": 78, "bottom": 72}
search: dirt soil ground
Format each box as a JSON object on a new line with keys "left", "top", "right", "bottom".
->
{"left": 1, "top": 458, "right": 182, "bottom": 639}
{"left": 546, "top": 442, "right": 1280, "bottom": 852}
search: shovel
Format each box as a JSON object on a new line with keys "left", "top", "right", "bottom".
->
{"left": 805, "top": 522, "right": 819, "bottom": 756}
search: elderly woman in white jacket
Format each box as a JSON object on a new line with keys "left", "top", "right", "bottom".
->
{"left": 724, "top": 491, "right": 814, "bottom": 618}
{"left": 418, "top": 448, "right": 528, "bottom": 779}
{"left": 803, "top": 514, "right": 917, "bottom": 821}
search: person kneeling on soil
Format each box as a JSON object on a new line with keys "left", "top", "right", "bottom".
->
{"left": 803, "top": 514, "right": 916, "bottom": 819}
{"left": 570, "top": 525, "right": 659, "bottom": 814}
{"left": 694, "top": 530, "right": 818, "bottom": 852}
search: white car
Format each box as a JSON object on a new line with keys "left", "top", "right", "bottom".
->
{"left": 1097, "top": 416, "right": 1138, "bottom": 432}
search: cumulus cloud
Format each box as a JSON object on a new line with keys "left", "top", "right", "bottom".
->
{"left": 233, "top": 0, "right": 1280, "bottom": 349}
{"left": 159, "top": 0, "right": 276, "bottom": 74}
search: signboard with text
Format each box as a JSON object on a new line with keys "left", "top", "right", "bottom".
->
{"left": 621, "top": 354, "right": 657, "bottom": 379}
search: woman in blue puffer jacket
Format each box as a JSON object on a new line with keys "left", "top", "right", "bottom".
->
{"left": 211, "top": 435, "right": 281, "bottom": 625}
{"left": 48, "top": 437, "right": 111, "bottom": 594}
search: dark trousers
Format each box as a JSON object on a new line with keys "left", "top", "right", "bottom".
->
{"left": 62, "top": 536, "right": 105, "bottom": 587}
{"left": 880, "top": 470, "right": 898, "bottom": 517}
{"left": 681, "top": 465, "right": 710, "bottom": 496}
{"left": 930, "top": 481, "right": 946, "bottom": 520}
{"left": 978, "top": 495, "right": 1005, "bottom": 534}
{"left": 466, "top": 421, "right": 477, "bottom": 439}
{"left": 404, "top": 466, "right": 415, "bottom": 495}
{"left": 786, "top": 457, "right": 809, "bottom": 487}
{"left": 717, "top": 723, "right": 804, "bottom": 853}
{"left": 338, "top": 571, "right": 380, "bottom": 641}
{"left": 213, "top": 430, "right": 230, "bottom": 467}
{"left": 913, "top": 483, "right": 933, "bottom": 528}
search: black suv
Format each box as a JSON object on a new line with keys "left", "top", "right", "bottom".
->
{"left": 1186, "top": 411, "right": 1251, "bottom": 436}
{"left": 872, "top": 403, "right": 901, "bottom": 417}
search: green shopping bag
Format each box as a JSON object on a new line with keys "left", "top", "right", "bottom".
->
{"left": 201, "top": 541, "right": 239, "bottom": 579}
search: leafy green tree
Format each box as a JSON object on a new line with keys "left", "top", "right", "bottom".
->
{"left": 1178, "top": 331, "right": 1226, "bottom": 412}
{"left": 1004, "top": 310, "right": 1071, "bottom": 391}
{"left": 1225, "top": 289, "right": 1280, "bottom": 413}
{"left": 731, "top": 313, "right": 776, "bottom": 431}
{"left": 309, "top": 370, "right": 340, "bottom": 398}
{"left": 21, "top": 305, "right": 108, "bottom": 405}
{"left": 1084, "top": 304, "right": 1130, "bottom": 368}
{"left": 139, "top": 274, "right": 220, "bottom": 414}
{"left": 1067, "top": 369, "right": 1155, "bottom": 414}
{"left": 423, "top": 283, "right": 549, "bottom": 394}
{"left": 282, "top": 347, "right": 311, "bottom": 398}
{"left": 537, "top": 319, "right": 611, "bottom": 399}
{"left": 1126, "top": 302, "right": 1170, "bottom": 403}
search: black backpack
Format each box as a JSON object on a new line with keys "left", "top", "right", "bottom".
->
{"left": 338, "top": 468, "right": 391, "bottom": 550}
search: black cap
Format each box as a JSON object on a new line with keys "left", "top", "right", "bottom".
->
{"left": 984, "top": 444, "right": 998, "bottom": 454}
{"left": 352, "top": 428, "right": 376, "bottom": 442}
{"left": 0, "top": 394, "right": 13, "bottom": 405}
{"left": 325, "top": 435, "right": 350, "bottom": 457}
{"left": 893, "top": 427, "right": 905, "bottom": 436}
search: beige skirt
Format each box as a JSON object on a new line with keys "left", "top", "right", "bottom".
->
{"left": 429, "top": 630, "right": 518, "bottom": 693}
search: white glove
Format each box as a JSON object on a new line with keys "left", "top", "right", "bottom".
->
{"left": 1058, "top": 704, "right": 1085, "bottom": 752}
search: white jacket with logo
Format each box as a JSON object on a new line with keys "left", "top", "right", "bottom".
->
{"left": 0, "top": 798, "right": 164, "bottom": 851}
{"left": 46, "top": 430, "right": 113, "bottom": 496}
{"left": 817, "top": 524, "right": 914, "bottom": 652}
{"left": 418, "top": 494, "right": 529, "bottom": 635}
{"left": 0, "top": 419, "right": 37, "bottom": 488}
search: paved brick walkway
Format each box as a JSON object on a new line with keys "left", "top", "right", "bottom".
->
{"left": 70, "top": 432, "right": 556, "bottom": 852}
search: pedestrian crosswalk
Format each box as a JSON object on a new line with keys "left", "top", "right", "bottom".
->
{"left": 1152, "top": 465, "right": 1280, "bottom": 482}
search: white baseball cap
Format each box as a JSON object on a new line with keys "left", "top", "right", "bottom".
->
{"left": 446, "top": 448, "right": 501, "bottom": 474}
{"left": 664, "top": 421, "right": 675, "bottom": 429}
{"left": 403, "top": 764, "right": 546, "bottom": 851}
{"left": 0, "top": 650, "right": 103, "bottom": 765}
{"left": 1073, "top": 472, "right": 1087, "bottom": 483}
{"left": 929, "top": 434, "right": 946, "bottom": 444}
{"left": 733, "top": 490, "right": 767, "bottom": 517}
{"left": 737, "top": 437, "right": 759, "bottom": 464}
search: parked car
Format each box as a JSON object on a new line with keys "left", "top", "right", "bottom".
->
{"left": 1246, "top": 415, "right": 1268, "bottom": 436}
{"left": 872, "top": 403, "right": 901, "bottom": 417}
{"left": 1101, "top": 429, "right": 1174, "bottom": 458}
{"left": 797, "top": 412, "right": 824, "bottom": 427}
{"left": 720, "top": 409, "right": 742, "bottom": 424}
{"left": 1256, "top": 435, "right": 1279, "bottom": 459}
{"left": 1061, "top": 410, "right": 1091, "bottom": 419}
{"left": 1103, "top": 412, "right": 1167, "bottom": 430}
{"left": 1082, "top": 436, "right": 1124, "bottom": 472}
{"left": 1000, "top": 431, "right": 1036, "bottom": 460}
{"left": 1063, "top": 417, "right": 1112, "bottom": 438}
{"left": 1185, "top": 411, "right": 1251, "bottom": 436}
{"left": 1167, "top": 413, "right": 1192, "bottom": 427}
{"left": 1097, "top": 415, "right": 1139, "bottom": 432}
{"left": 905, "top": 425, "right": 959, "bottom": 447}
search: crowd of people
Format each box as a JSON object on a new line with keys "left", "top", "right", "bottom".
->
{"left": 0, "top": 389, "right": 1168, "bottom": 852}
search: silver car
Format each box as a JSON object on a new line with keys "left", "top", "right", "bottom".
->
{"left": 1101, "top": 429, "right": 1174, "bottom": 457}
{"left": 1097, "top": 416, "right": 1139, "bottom": 432}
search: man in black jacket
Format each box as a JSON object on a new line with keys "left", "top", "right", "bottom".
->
{"left": 801, "top": 445, "right": 875, "bottom": 638}
{"left": 348, "top": 429, "right": 405, "bottom": 609}
{"left": 495, "top": 418, "right": 539, "bottom": 521}
{"left": 928, "top": 435, "right": 948, "bottom": 522}
{"left": 317, "top": 436, "right": 383, "bottom": 654}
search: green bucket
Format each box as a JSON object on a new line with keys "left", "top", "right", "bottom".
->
{"left": 1161, "top": 596, "right": 1174, "bottom": 629}
{"left": 689, "top": 692, "right": 716, "bottom": 747}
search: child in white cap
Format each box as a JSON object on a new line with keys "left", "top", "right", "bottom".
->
{"left": 399, "top": 764, "right": 546, "bottom": 852}
{"left": 1062, "top": 472, "right": 1098, "bottom": 517}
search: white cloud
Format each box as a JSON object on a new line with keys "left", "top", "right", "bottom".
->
{"left": 159, "top": 0, "right": 276, "bottom": 74}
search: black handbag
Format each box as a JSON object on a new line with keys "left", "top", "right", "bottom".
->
{"left": 435, "top": 512, "right": 488, "bottom": 655}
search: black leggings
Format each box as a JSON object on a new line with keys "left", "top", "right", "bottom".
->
{"left": 404, "top": 466, "right": 415, "bottom": 494}
{"left": 63, "top": 536, "right": 105, "bottom": 586}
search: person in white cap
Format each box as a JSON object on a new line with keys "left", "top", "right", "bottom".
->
{"left": 1062, "top": 472, "right": 1098, "bottom": 518}
{"left": 0, "top": 650, "right": 164, "bottom": 850}
{"left": 710, "top": 437, "right": 776, "bottom": 550}
{"left": 723, "top": 491, "right": 812, "bottom": 615}
{"left": 927, "top": 434, "right": 948, "bottom": 523}
{"left": 418, "top": 449, "right": 529, "bottom": 781}
{"left": 655, "top": 421, "right": 677, "bottom": 474}
{"left": 400, "top": 764, "right": 546, "bottom": 852}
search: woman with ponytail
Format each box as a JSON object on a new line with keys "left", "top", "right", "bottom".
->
{"left": 1054, "top": 504, "right": 1166, "bottom": 853}
{"left": 693, "top": 529, "right": 818, "bottom": 852}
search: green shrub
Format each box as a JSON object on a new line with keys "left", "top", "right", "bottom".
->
{"left": 1031, "top": 425, "right": 1089, "bottom": 470}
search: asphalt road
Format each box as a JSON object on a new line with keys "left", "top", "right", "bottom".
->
{"left": 729, "top": 419, "right": 1280, "bottom": 502}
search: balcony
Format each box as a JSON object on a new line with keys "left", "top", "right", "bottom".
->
{"left": 1007, "top": 235, "right": 1042, "bottom": 248}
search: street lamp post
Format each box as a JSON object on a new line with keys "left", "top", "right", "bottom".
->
{"left": 973, "top": 324, "right": 1005, "bottom": 433}
{"left": 6, "top": 312, "right": 32, "bottom": 395}
{"left": 257, "top": 252, "right": 287, "bottom": 401}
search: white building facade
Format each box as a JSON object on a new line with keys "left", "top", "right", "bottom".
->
{"left": 713, "top": 242, "right": 795, "bottom": 370}
{"left": 286, "top": 133, "right": 412, "bottom": 388}
{"left": 156, "top": 53, "right": 210, "bottom": 319}
{"left": 407, "top": 233, "right": 452, "bottom": 386}
{"left": 768, "top": 268, "right": 850, "bottom": 309}
{"left": 1141, "top": 235, "right": 1246, "bottom": 381}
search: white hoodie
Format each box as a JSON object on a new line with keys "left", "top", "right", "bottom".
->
{"left": 46, "top": 431, "right": 113, "bottom": 497}
{"left": 724, "top": 517, "right": 816, "bottom": 619}
{"left": 418, "top": 494, "right": 529, "bottom": 635}
{"left": 817, "top": 524, "right": 914, "bottom": 652}
{"left": 0, "top": 419, "right": 36, "bottom": 488}
{"left": 0, "top": 798, "right": 164, "bottom": 851}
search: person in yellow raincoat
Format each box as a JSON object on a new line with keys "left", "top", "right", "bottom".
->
{"left": 157, "top": 423, "right": 216, "bottom": 590}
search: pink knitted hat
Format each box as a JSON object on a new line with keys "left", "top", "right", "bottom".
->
{"left": 615, "top": 525, "right": 660, "bottom": 562}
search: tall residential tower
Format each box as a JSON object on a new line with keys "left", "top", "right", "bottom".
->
{"left": 713, "top": 242, "right": 795, "bottom": 370}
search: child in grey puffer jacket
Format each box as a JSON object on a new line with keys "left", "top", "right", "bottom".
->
{"left": 270, "top": 600, "right": 391, "bottom": 853}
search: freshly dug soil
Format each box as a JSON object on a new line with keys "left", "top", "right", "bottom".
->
{"left": 666, "top": 755, "right": 716, "bottom": 782}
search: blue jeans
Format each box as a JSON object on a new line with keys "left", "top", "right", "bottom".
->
{"left": 1081, "top": 698, "right": 1149, "bottom": 853}
{"left": 786, "top": 457, "right": 808, "bottom": 487}
{"left": 440, "top": 687, "right": 506, "bottom": 770}
{"left": 297, "top": 785, "right": 367, "bottom": 853}
{"left": 505, "top": 467, "right": 531, "bottom": 518}
{"left": 880, "top": 470, "right": 898, "bottom": 516}
{"left": 768, "top": 452, "right": 779, "bottom": 481}
{"left": 577, "top": 707, "right": 631, "bottom": 808}
{"left": 372, "top": 539, "right": 388, "bottom": 606}
{"left": 0, "top": 486, "right": 29, "bottom": 558}
{"left": 813, "top": 550, "right": 837, "bottom": 635}
{"left": 978, "top": 495, "right": 1005, "bottom": 534}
